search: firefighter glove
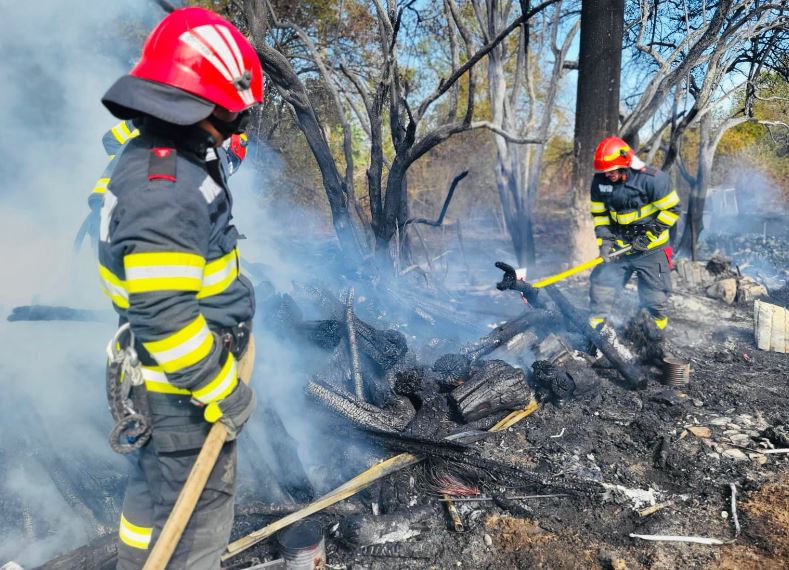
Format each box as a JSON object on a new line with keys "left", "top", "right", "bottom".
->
{"left": 599, "top": 238, "right": 616, "bottom": 263}
{"left": 495, "top": 261, "right": 518, "bottom": 291}
{"left": 632, "top": 229, "right": 662, "bottom": 252}
{"left": 204, "top": 381, "right": 256, "bottom": 441}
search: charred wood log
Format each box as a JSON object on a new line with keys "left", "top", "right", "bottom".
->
{"left": 306, "top": 381, "right": 409, "bottom": 433}
{"left": 302, "top": 286, "right": 409, "bottom": 370}
{"left": 295, "top": 319, "right": 344, "bottom": 349}
{"left": 8, "top": 305, "right": 112, "bottom": 323}
{"left": 460, "top": 309, "right": 557, "bottom": 361}
{"left": 450, "top": 360, "right": 533, "bottom": 422}
{"left": 260, "top": 405, "right": 315, "bottom": 503}
{"left": 431, "top": 354, "right": 472, "bottom": 391}
{"left": 543, "top": 285, "right": 646, "bottom": 388}
{"left": 531, "top": 359, "right": 600, "bottom": 403}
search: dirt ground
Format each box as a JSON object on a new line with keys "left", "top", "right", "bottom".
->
{"left": 227, "top": 271, "right": 789, "bottom": 570}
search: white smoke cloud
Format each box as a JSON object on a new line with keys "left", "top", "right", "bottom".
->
{"left": 0, "top": 1, "right": 153, "bottom": 565}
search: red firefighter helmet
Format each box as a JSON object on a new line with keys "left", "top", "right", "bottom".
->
{"left": 593, "top": 136, "right": 633, "bottom": 172}
{"left": 103, "top": 7, "right": 263, "bottom": 125}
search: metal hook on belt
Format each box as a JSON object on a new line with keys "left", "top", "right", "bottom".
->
{"left": 105, "top": 323, "right": 150, "bottom": 453}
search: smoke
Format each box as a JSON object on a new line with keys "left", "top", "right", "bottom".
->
{"left": 0, "top": 2, "right": 526, "bottom": 566}
{"left": 0, "top": 1, "right": 152, "bottom": 566}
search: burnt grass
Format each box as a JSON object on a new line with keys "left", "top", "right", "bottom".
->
{"left": 230, "top": 279, "right": 789, "bottom": 570}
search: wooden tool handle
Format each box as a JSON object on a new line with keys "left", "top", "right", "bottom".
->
{"left": 143, "top": 335, "right": 256, "bottom": 570}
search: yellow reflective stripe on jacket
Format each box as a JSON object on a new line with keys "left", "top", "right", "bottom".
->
{"left": 143, "top": 314, "right": 214, "bottom": 373}
{"left": 593, "top": 215, "right": 611, "bottom": 227}
{"left": 191, "top": 353, "right": 237, "bottom": 404}
{"left": 653, "top": 190, "right": 680, "bottom": 210}
{"left": 141, "top": 365, "right": 190, "bottom": 395}
{"left": 124, "top": 252, "right": 205, "bottom": 294}
{"left": 98, "top": 264, "right": 129, "bottom": 309}
{"left": 655, "top": 316, "right": 668, "bottom": 330}
{"left": 590, "top": 201, "right": 606, "bottom": 214}
{"left": 657, "top": 210, "right": 679, "bottom": 226}
{"left": 119, "top": 513, "right": 152, "bottom": 550}
{"left": 610, "top": 203, "right": 659, "bottom": 225}
{"left": 111, "top": 121, "right": 140, "bottom": 145}
{"left": 197, "top": 248, "right": 239, "bottom": 299}
{"left": 92, "top": 177, "right": 110, "bottom": 196}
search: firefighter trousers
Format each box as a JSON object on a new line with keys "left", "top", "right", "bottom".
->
{"left": 116, "top": 340, "right": 255, "bottom": 570}
{"left": 589, "top": 247, "right": 673, "bottom": 327}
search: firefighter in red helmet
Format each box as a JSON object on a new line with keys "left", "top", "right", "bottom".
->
{"left": 97, "top": 8, "right": 263, "bottom": 568}
{"left": 588, "top": 136, "right": 681, "bottom": 345}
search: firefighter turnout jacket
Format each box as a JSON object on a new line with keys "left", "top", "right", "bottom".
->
{"left": 97, "top": 119, "right": 255, "bottom": 422}
{"left": 89, "top": 120, "right": 140, "bottom": 209}
{"left": 590, "top": 165, "right": 680, "bottom": 250}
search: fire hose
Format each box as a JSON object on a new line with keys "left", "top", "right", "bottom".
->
{"left": 105, "top": 323, "right": 151, "bottom": 454}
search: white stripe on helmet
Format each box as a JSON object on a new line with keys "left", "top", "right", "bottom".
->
{"left": 179, "top": 29, "right": 233, "bottom": 82}
{"left": 193, "top": 24, "right": 241, "bottom": 78}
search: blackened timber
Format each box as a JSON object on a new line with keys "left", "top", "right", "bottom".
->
{"left": 460, "top": 309, "right": 556, "bottom": 361}
{"left": 450, "top": 360, "right": 533, "bottom": 422}
{"left": 543, "top": 285, "right": 646, "bottom": 388}
{"left": 306, "top": 381, "right": 406, "bottom": 433}
{"left": 8, "top": 305, "right": 113, "bottom": 323}
{"left": 260, "top": 405, "right": 315, "bottom": 503}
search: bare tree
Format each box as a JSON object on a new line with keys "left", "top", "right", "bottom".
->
{"left": 470, "top": 0, "right": 579, "bottom": 270}
{"left": 239, "top": 0, "right": 557, "bottom": 267}
{"left": 618, "top": 0, "right": 789, "bottom": 257}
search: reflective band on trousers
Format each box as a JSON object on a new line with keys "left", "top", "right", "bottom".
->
{"left": 124, "top": 251, "right": 205, "bottom": 294}
{"left": 141, "top": 365, "right": 190, "bottom": 395}
{"left": 191, "top": 353, "right": 237, "bottom": 404}
{"left": 589, "top": 316, "right": 605, "bottom": 328}
{"left": 119, "top": 513, "right": 152, "bottom": 550}
{"left": 143, "top": 314, "right": 214, "bottom": 373}
{"left": 593, "top": 215, "right": 610, "bottom": 227}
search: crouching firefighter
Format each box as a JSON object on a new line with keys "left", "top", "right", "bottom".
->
{"left": 97, "top": 8, "right": 264, "bottom": 569}
{"left": 588, "top": 136, "right": 680, "bottom": 341}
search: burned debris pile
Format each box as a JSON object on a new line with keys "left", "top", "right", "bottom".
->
{"left": 20, "top": 253, "right": 789, "bottom": 570}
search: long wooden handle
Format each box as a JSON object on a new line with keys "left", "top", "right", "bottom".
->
{"left": 143, "top": 335, "right": 256, "bottom": 570}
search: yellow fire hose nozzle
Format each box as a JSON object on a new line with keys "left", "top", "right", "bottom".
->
{"left": 531, "top": 246, "right": 632, "bottom": 289}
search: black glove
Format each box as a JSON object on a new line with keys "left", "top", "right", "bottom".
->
{"left": 203, "top": 381, "right": 256, "bottom": 440}
{"left": 495, "top": 261, "right": 540, "bottom": 304}
{"left": 495, "top": 261, "right": 518, "bottom": 291}
{"left": 598, "top": 238, "right": 616, "bottom": 262}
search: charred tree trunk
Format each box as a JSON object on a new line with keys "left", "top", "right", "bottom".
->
{"left": 677, "top": 114, "right": 714, "bottom": 260}
{"left": 569, "top": 0, "right": 624, "bottom": 263}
